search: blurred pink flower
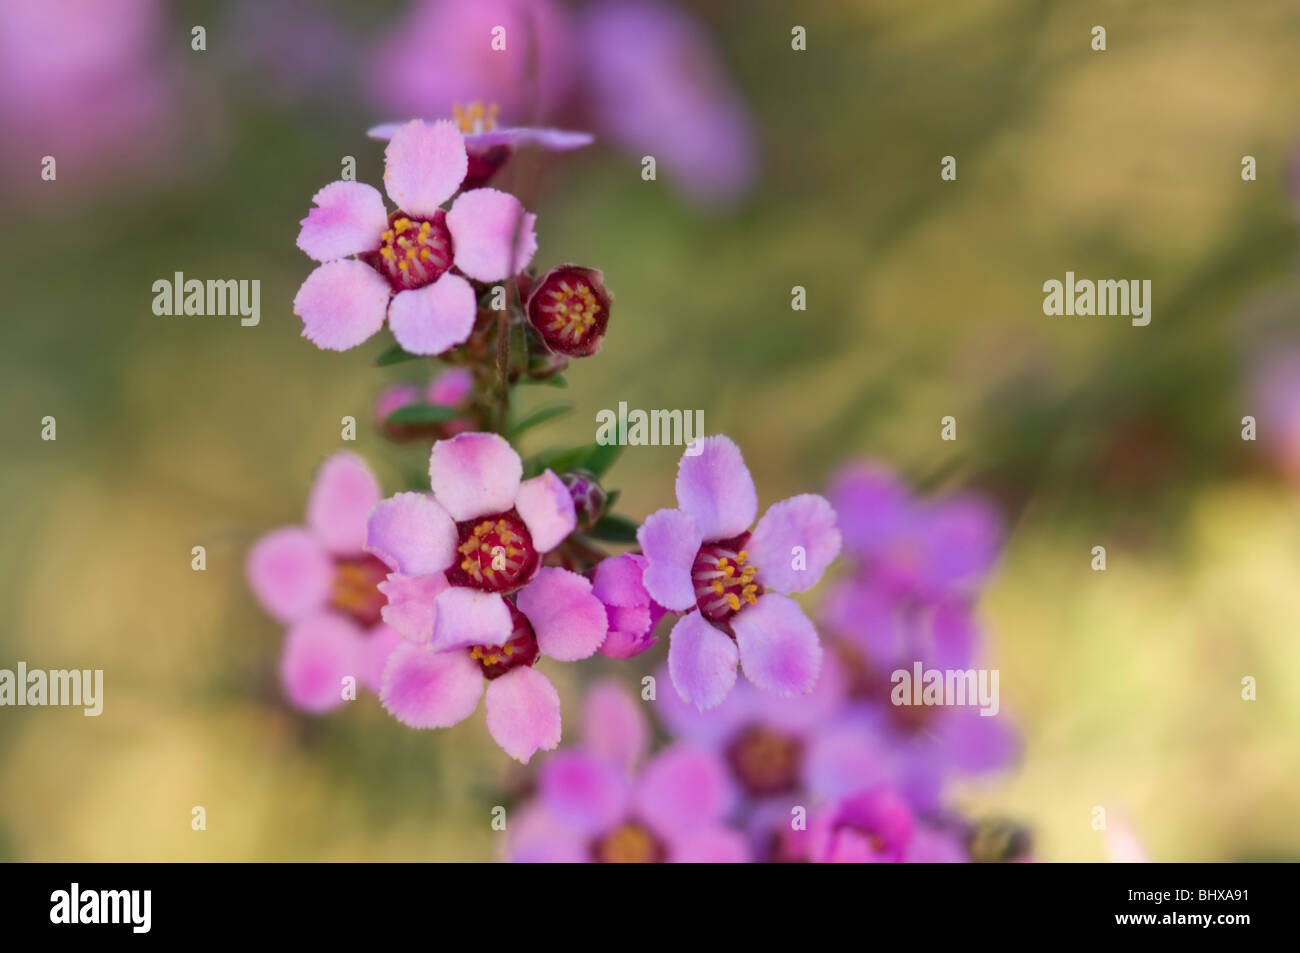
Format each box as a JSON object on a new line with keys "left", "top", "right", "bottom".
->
{"left": 246, "top": 453, "right": 402, "bottom": 712}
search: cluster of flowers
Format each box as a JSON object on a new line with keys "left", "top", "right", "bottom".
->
{"left": 504, "top": 463, "right": 1027, "bottom": 863}
{"left": 249, "top": 92, "right": 1024, "bottom": 861}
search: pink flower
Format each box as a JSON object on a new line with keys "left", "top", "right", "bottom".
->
{"left": 365, "top": 432, "right": 607, "bottom": 762}
{"left": 246, "top": 453, "right": 403, "bottom": 712}
{"left": 294, "top": 120, "right": 537, "bottom": 355}
{"left": 638, "top": 436, "right": 841, "bottom": 710}
{"left": 508, "top": 679, "right": 750, "bottom": 862}
{"left": 590, "top": 554, "right": 666, "bottom": 658}
{"left": 373, "top": 367, "right": 476, "bottom": 441}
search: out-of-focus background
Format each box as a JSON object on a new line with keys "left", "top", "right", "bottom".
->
{"left": 2, "top": 0, "right": 1299, "bottom": 861}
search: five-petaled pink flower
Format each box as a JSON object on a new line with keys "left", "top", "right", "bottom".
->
{"left": 294, "top": 119, "right": 537, "bottom": 355}
{"left": 638, "top": 435, "right": 841, "bottom": 711}
{"left": 246, "top": 453, "right": 403, "bottom": 713}
{"left": 365, "top": 432, "right": 607, "bottom": 762}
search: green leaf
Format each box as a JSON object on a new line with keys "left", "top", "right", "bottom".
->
{"left": 386, "top": 403, "right": 461, "bottom": 425}
{"left": 586, "top": 513, "right": 639, "bottom": 544}
{"left": 516, "top": 373, "right": 568, "bottom": 388}
{"left": 373, "top": 343, "right": 422, "bottom": 367}
{"left": 511, "top": 403, "right": 573, "bottom": 438}
{"left": 581, "top": 441, "right": 623, "bottom": 478}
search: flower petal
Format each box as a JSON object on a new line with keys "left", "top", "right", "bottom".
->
{"left": 387, "top": 273, "right": 477, "bottom": 356}
{"left": 380, "top": 641, "right": 483, "bottom": 729}
{"left": 591, "top": 553, "right": 650, "bottom": 607}
{"left": 484, "top": 666, "right": 562, "bottom": 763}
{"left": 382, "top": 119, "right": 467, "bottom": 217}
{"left": 667, "top": 610, "right": 738, "bottom": 711}
{"left": 516, "top": 568, "right": 607, "bottom": 661}
{"left": 747, "top": 494, "right": 841, "bottom": 594}
{"left": 538, "top": 751, "right": 630, "bottom": 834}
{"left": 377, "top": 572, "right": 449, "bottom": 643}
{"left": 359, "top": 623, "right": 403, "bottom": 694}
{"left": 466, "top": 126, "right": 595, "bottom": 150}
{"left": 733, "top": 593, "right": 822, "bottom": 697}
{"left": 306, "top": 452, "right": 382, "bottom": 555}
{"left": 636, "top": 508, "right": 701, "bottom": 611}
{"left": 635, "top": 744, "right": 734, "bottom": 835}
{"left": 445, "top": 187, "right": 538, "bottom": 281}
{"left": 296, "top": 180, "right": 387, "bottom": 262}
{"left": 246, "top": 527, "right": 332, "bottom": 623}
{"left": 674, "top": 434, "right": 757, "bottom": 542}
{"left": 365, "top": 492, "right": 457, "bottom": 575}
{"left": 430, "top": 587, "right": 512, "bottom": 652}
{"left": 429, "top": 432, "right": 522, "bottom": 521}
{"left": 582, "top": 679, "right": 648, "bottom": 771}
{"left": 280, "top": 613, "right": 364, "bottom": 713}
{"left": 293, "top": 259, "right": 392, "bottom": 351}
{"left": 515, "top": 470, "right": 576, "bottom": 552}
{"left": 669, "top": 827, "right": 751, "bottom": 863}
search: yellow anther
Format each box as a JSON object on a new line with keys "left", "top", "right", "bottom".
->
{"left": 380, "top": 247, "right": 396, "bottom": 261}
{"left": 726, "top": 594, "right": 741, "bottom": 611}
{"left": 712, "top": 581, "right": 725, "bottom": 595}
{"left": 394, "top": 218, "right": 412, "bottom": 233}
{"left": 398, "top": 261, "right": 409, "bottom": 270}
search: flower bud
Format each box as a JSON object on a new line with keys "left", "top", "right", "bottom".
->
{"left": 562, "top": 469, "right": 607, "bottom": 531}
{"left": 525, "top": 265, "right": 611, "bottom": 358}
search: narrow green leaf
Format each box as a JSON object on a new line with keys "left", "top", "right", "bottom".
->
{"left": 511, "top": 403, "right": 573, "bottom": 438}
{"left": 386, "top": 403, "right": 461, "bottom": 425}
{"left": 581, "top": 441, "right": 623, "bottom": 478}
{"left": 586, "top": 513, "right": 639, "bottom": 544}
{"left": 373, "top": 343, "right": 422, "bottom": 367}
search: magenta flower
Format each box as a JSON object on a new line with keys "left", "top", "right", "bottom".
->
{"left": 294, "top": 120, "right": 537, "bottom": 355}
{"left": 827, "top": 462, "right": 1003, "bottom": 603}
{"left": 508, "top": 679, "right": 749, "bottom": 862}
{"left": 637, "top": 435, "right": 841, "bottom": 710}
{"left": 590, "top": 554, "right": 666, "bottom": 658}
{"left": 802, "top": 787, "right": 970, "bottom": 863}
{"left": 365, "top": 432, "right": 608, "bottom": 762}
{"left": 246, "top": 453, "right": 403, "bottom": 712}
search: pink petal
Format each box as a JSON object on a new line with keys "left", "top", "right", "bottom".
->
{"left": 582, "top": 679, "right": 649, "bottom": 771}
{"left": 538, "top": 751, "right": 630, "bottom": 834}
{"left": 246, "top": 527, "right": 332, "bottom": 623}
{"left": 293, "top": 259, "right": 392, "bottom": 351}
{"left": 484, "top": 666, "right": 562, "bottom": 763}
{"left": 636, "top": 508, "right": 701, "bottom": 611}
{"left": 306, "top": 452, "right": 382, "bottom": 555}
{"left": 591, "top": 553, "right": 650, "bottom": 607}
{"left": 387, "top": 273, "right": 477, "bottom": 356}
{"left": 377, "top": 572, "right": 448, "bottom": 643}
{"left": 427, "top": 366, "right": 474, "bottom": 405}
{"left": 429, "top": 432, "right": 522, "bottom": 521}
{"left": 516, "top": 568, "right": 608, "bottom": 662}
{"left": 669, "top": 827, "right": 751, "bottom": 863}
{"left": 380, "top": 641, "right": 483, "bottom": 729}
{"left": 280, "top": 613, "right": 365, "bottom": 713}
{"left": 635, "top": 744, "right": 734, "bottom": 835}
{"left": 732, "top": 594, "right": 822, "bottom": 697}
{"left": 430, "top": 587, "right": 511, "bottom": 652}
{"left": 747, "top": 494, "right": 841, "bottom": 594}
{"left": 382, "top": 119, "right": 467, "bottom": 218}
{"left": 359, "top": 623, "right": 403, "bottom": 694}
{"left": 296, "top": 180, "right": 387, "bottom": 262}
{"left": 365, "top": 492, "right": 457, "bottom": 575}
{"left": 515, "top": 470, "right": 576, "bottom": 552}
{"left": 445, "top": 187, "right": 538, "bottom": 281}
{"left": 674, "top": 435, "right": 757, "bottom": 542}
{"left": 667, "top": 610, "right": 738, "bottom": 711}
{"left": 507, "top": 803, "right": 589, "bottom": 863}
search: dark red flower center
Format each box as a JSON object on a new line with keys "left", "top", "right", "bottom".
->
{"left": 590, "top": 821, "right": 665, "bottom": 863}
{"left": 691, "top": 533, "right": 763, "bottom": 626}
{"left": 726, "top": 724, "right": 803, "bottom": 797}
{"left": 365, "top": 210, "right": 453, "bottom": 292}
{"left": 329, "top": 554, "right": 389, "bottom": 627}
{"left": 445, "top": 509, "right": 539, "bottom": 593}
{"left": 469, "top": 603, "right": 539, "bottom": 679}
